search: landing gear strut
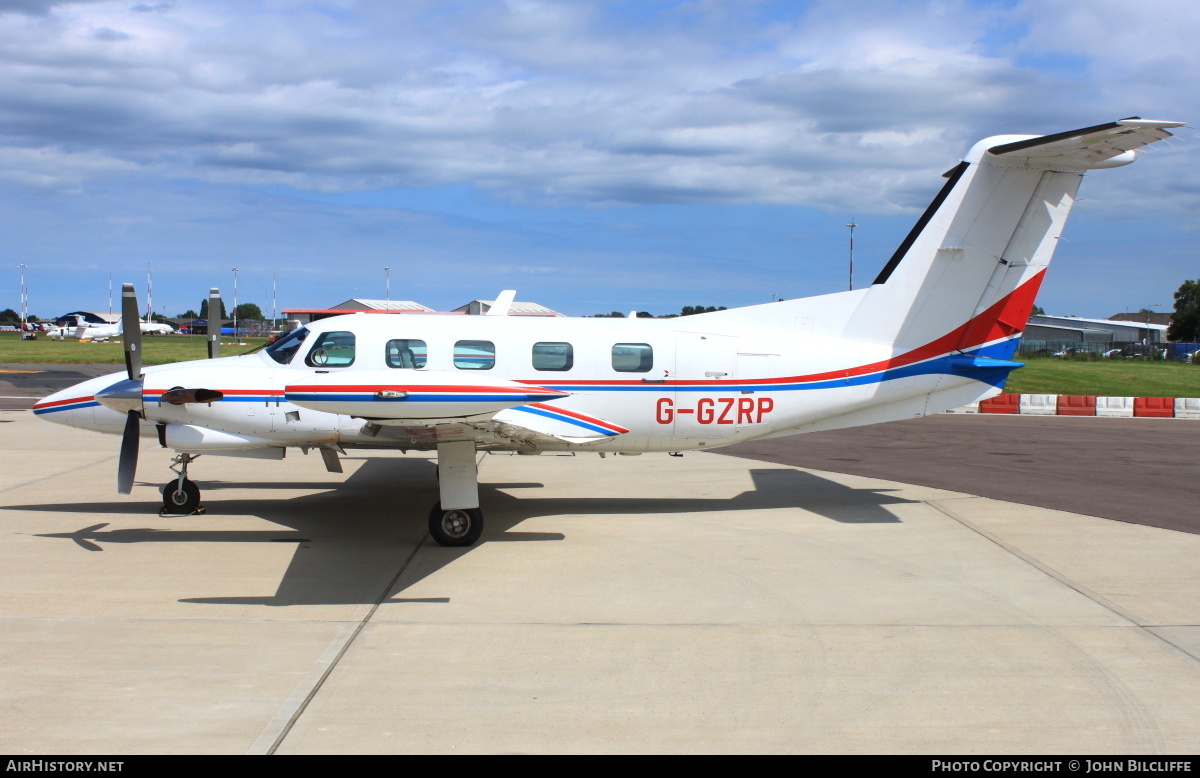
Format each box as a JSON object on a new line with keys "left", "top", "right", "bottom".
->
{"left": 429, "top": 441, "right": 484, "bottom": 547}
{"left": 162, "top": 453, "right": 202, "bottom": 514}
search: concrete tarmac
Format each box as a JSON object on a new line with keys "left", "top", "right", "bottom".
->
{"left": 721, "top": 415, "right": 1200, "bottom": 535}
{"left": 2, "top": 410, "right": 1200, "bottom": 754}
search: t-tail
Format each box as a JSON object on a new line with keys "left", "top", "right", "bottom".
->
{"left": 841, "top": 118, "right": 1184, "bottom": 360}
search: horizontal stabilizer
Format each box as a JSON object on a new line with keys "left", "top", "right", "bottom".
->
{"left": 984, "top": 118, "right": 1184, "bottom": 169}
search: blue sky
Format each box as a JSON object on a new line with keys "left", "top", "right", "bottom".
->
{"left": 2, "top": 0, "right": 1196, "bottom": 320}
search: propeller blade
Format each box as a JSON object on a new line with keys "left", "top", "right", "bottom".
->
{"left": 117, "top": 409, "right": 140, "bottom": 494}
{"left": 207, "top": 288, "right": 221, "bottom": 359}
{"left": 121, "top": 283, "right": 142, "bottom": 380}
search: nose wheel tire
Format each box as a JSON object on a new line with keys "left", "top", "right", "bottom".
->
{"left": 162, "top": 479, "right": 201, "bottom": 514}
{"left": 428, "top": 503, "right": 484, "bottom": 547}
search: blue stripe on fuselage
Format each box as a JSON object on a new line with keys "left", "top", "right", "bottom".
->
{"left": 511, "top": 405, "right": 620, "bottom": 436}
{"left": 540, "top": 340, "right": 1022, "bottom": 393}
{"left": 33, "top": 401, "right": 101, "bottom": 415}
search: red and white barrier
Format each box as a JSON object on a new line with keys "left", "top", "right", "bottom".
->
{"left": 948, "top": 394, "right": 1200, "bottom": 418}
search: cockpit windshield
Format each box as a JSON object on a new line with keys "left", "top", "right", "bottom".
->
{"left": 264, "top": 327, "right": 310, "bottom": 364}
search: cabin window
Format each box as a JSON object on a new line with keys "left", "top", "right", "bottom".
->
{"left": 304, "top": 331, "right": 356, "bottom": 367}
{"left": 532, "top": 341, "right": 573, "bottom": 371}
{"left": 454, "top": 339, "right": 495, "bottom": 370}
{"left": 612, "top": 343, "right": 653, "bottom": 372}
{"left": 386, "top": 339, "right": 427, "bottom": 369}
{"left": 265, "top": 327, "right": 309, "bottom": 364}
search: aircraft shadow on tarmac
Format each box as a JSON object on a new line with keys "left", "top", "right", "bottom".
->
{"left": 15, "top": 458, "right": 914, "bottom": 607}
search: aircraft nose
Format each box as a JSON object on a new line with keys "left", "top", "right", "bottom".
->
{"left": 94, "top": 377, "right": 145, "bottom": 415}
{"left": 32, "top": 386, "right": 97, "bottom": 426}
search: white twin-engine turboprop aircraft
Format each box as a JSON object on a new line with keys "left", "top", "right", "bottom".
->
{"left": 34, "top": 118, "right": 1184, "bottom": 546}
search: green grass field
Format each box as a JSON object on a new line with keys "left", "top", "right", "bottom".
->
{"left": 0, "top": 331, "right": 268, "bottom": 365}
{"left": 1002, "top": 357, "right": 1200, "bottom": 397}
{"left": 3, "top": 332, "right": 1199, "bottom": 396}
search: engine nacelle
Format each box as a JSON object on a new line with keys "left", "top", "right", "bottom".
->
{"left": 161, "top": 423, "right": 278, "bottom": 452}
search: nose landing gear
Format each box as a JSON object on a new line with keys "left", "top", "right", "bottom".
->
{"left": 161, "top": 453, "right": 203, "bottom": 515}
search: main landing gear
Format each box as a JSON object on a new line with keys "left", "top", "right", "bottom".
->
{"left": 428, "top": 504, "right": 483, "bottom": 546}
{"left": 161, "top": 453, "right": 203, "bottom": 515}
{"left": 428, "top": 441, "right": 484, "bottom": 547}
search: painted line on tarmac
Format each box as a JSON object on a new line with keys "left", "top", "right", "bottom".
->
{"left": 249, "top": 533, "right": 431, "bottom": 755}
{"left": 928, "top": 498, "right": 1200, "bottom": 669}
{"left": 0, "top": 455, "right": 118, "bottom": 496}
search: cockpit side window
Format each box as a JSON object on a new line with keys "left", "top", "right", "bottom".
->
{"left": 265, "top": 327, "right": 309, "bottom": 364}
{"left": 386, "top": 339, "right": 428, "bottom": 369}
{"left": 304, "top": 331, "right": 356, "bottom": 367}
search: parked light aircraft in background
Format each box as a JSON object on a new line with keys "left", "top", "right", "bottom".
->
{"left": 138, "top": 319, "right": 176, "bottom": 335}
{"left": 47, "top": 315, "right": 175, "bottom": 340}
{"left": 45, "top": 315, "right": 122, "bottom": 341}
{"left": 34, "top": 118, "right": 1184, "bottom": 546}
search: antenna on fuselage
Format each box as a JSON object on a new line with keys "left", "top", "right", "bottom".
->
{"left": 486, "top": 290, "right": 516, "bottom": 317}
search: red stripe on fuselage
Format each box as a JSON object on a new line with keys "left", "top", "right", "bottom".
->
{"left": 520, "top": 271, "right": 1045, "bottom": 388}
{"left": 526, "top": 402, "right": 630, "bottom": 433}
{"left": 33, "top": 395, "right": 94, "bottom": 410}
{"left": 284, "top": 384, "right": 565, "bottom": 394}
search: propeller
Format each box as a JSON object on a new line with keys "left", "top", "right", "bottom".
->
{"left": 207, "top": 287, "right": 221, "bottom": 360}
{"left": 96, "top": 283, "right": 226, "bottom": 496}
{"left": 117, "top": 283, "right": 143, "bottom": 494}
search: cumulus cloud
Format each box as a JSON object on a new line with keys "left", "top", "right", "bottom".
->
{"left": 0, "top": 0, "right": 1194, "bottom": 214}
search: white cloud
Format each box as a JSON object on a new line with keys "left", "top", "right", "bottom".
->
{"left": 0, "top": 144, "right": 139, "bottom": 191}
{"left": 0, "top": 0, "right": 1194, "bottom": 216}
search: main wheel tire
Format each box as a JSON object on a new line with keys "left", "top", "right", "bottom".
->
{"left": 428, "top": 503, "right": 484, "bottom": 547}
{"left": 162, "top": 478, "right": 201, "bottom": 514}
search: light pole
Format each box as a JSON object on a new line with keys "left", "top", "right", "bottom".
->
{"left": 385, "top": 266, "right": 391, "bottom": 307}
{"left": 18, "top": 264, "right": 27, "bottom": 329}
{"left": 845, "top": 220, "right": 857, "bottom": 291}
{"left": 231, "top": 267, "right": 239, "bottom": 338}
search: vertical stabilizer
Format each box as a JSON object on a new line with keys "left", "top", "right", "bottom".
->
{"left": 842, "top": 118, "right": 1182, "bottom": 354}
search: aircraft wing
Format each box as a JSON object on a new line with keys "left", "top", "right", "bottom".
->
{"left": 987, "top": 118, "right": 1184, "bottom": 167}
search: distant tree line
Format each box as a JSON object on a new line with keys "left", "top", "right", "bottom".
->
{"left": 180, "top": 300, "right": 264, "bottom": 322}
{"left": 590, "top": 305, "right": 726, "bottom": 319}
{"left": 1169, "top": 279, "right": 1200, "bottom": 342}
{"left": 0, "top": 308, "right": 39, "bottom": 323}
